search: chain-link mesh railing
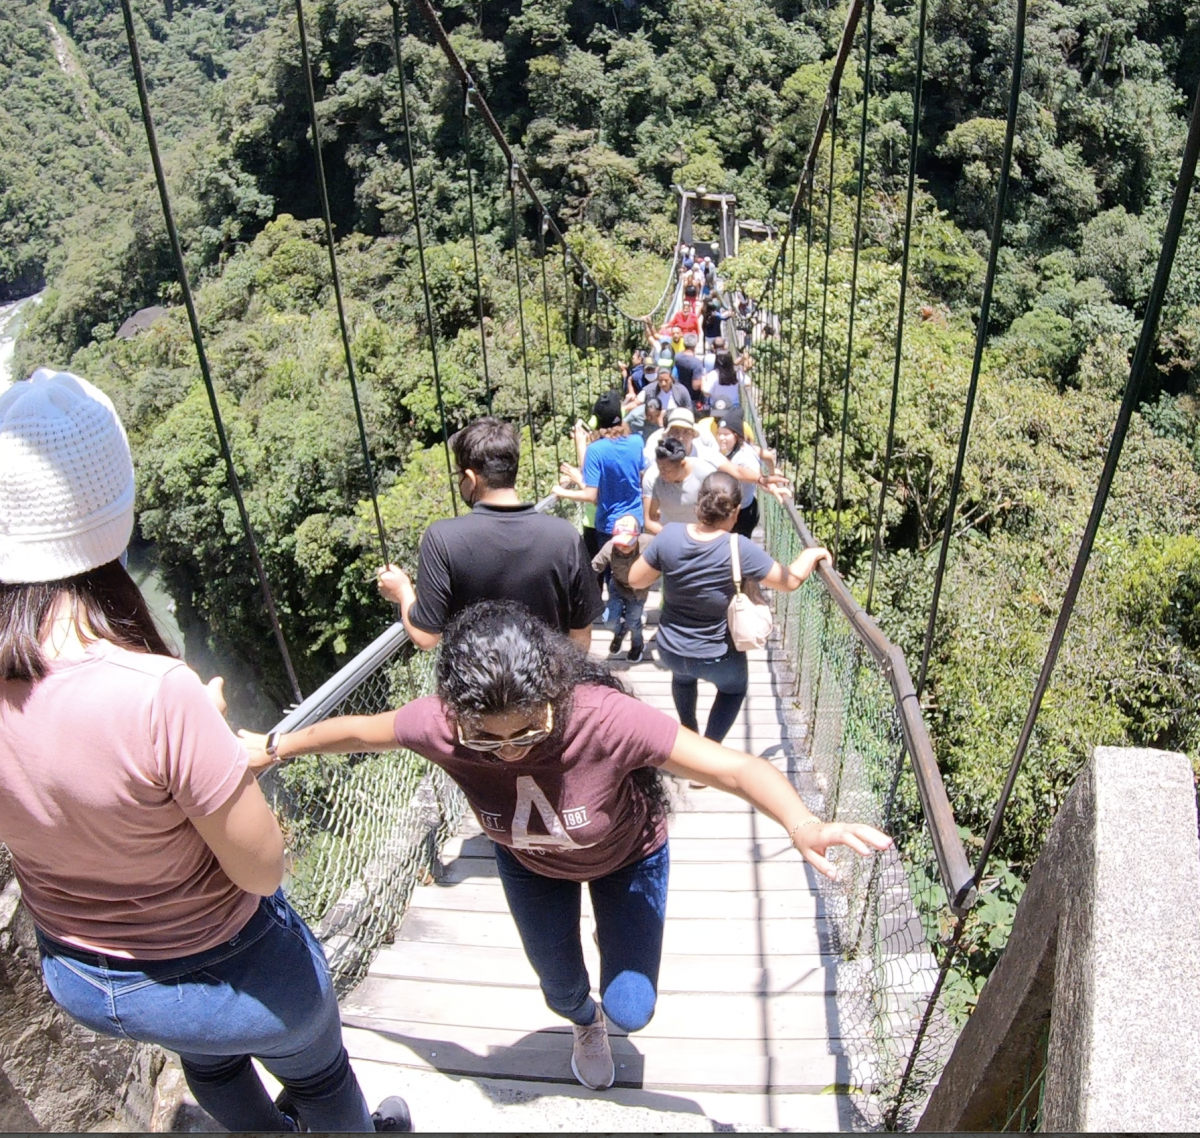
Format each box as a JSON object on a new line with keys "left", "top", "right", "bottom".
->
{"left": 759, "top": 480, "right": 972, "bottom": 1130}
{"left": 262, "top": 634, "right": 466, "bottom": 994}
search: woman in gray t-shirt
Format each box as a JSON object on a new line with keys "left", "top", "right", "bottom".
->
{"left": 630, "top": 471, "right": 830, "bottom": 744}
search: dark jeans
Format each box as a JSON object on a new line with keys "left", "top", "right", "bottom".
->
{"left": 732, "top": 495, "right": 759, "bottom": 538}
{"left": 611, "top": 593, "right": 646, "bottom": 649}
{"left": 656, "top": 643, "right": 749, "bottom": 744}
{"left": 37, "top": 891, "right": 372, "bottom": 1133}
{"left": 493, "top": 841, "right": 669, "bottom": 1033}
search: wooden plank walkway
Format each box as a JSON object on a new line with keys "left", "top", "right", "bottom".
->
{"left": 339, "top": 588, "right": 860, "bottom": 1131}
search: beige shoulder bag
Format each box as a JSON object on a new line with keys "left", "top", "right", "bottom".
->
{"left": 725, "top": 534, "right": 773, "bottom": 651}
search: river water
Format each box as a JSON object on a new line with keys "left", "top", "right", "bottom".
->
{"left": 0, "top": 293, "right": 43, "bottom": 391}
{"left": 1, "top": 293, "right": 282, "bottom": 729}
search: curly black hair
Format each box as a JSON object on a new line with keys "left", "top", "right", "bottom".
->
{"left": 437, "top": 601, "right": 671, "bottom": 821}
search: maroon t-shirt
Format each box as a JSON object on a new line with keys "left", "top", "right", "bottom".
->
{"left": 392, "top": 685, "right": 679, "bottom": 880}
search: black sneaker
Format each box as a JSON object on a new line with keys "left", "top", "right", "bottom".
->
{"left": 609, "top": 633, "right": 624, "bottom": 655}
{"left": 372, "top": 1096, "right": 413, "bottom": 1133}
{"left": 627, "top": 644, "right": 643, "bottom": 663}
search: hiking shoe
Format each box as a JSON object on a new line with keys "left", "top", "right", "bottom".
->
{"left": 371, "top": 1096, "right": 412, "bottom": 1132}
{"left": 609, "top": 633, "right": 624, "bottom": 655}
{"left": 627, "top": 644, "right": 643, "bottom": 663}
{"left": 571, "top": 1007, "right": 615, "bottom": 1090}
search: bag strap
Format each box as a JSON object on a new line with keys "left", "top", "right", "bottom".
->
{"left": 729, "top": 532, "right": 743, "bottom": 592}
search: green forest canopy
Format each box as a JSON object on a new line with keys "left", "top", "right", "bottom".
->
{"left": 6, "top": 0, "right": 1200, "bottom": 991}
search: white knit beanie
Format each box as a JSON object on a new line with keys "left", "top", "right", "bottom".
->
{"left": 0, "top": 368, "right": 135, "bottom": 584}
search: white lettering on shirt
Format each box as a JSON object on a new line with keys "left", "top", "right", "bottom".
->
{"left": 562, "top": 806, "right": 589, "bottom": 830}
{"left": 511, "top": 776, "right": 591, "bottom": 850}
{"left": 479, "top": 811, "right": 505, "bottom": 832}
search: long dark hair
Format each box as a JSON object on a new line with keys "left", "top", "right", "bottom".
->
{"left": 713, "top": 350, "right": 737, "bottom": 387}
{"left": 0, "top": 560, "right": 174, "bottom": 683}
{"left": 437, "top": 601, "right": 670, "bottom": 820}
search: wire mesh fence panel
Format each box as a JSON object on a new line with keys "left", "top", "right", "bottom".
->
{"left": 265, "top": 645, "right": 466, "bottom": 995}
{"left": 758, "top": 489, "right": 962, "bottom": 1130}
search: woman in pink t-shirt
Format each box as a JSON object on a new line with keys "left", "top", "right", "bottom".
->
{"left": 0, "top": 370, "right": 406, "bottom": 1133}
{"left": 243, "top": 600, "right": 891, "bottom": 1093}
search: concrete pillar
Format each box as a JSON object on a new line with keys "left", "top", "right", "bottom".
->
{"left": 919, "top": 747, "right": 1200, "bottom": 1132}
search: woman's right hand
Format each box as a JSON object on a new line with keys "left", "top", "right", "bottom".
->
{"left": 790, "top": 546, "right": 831, "bottom": 581}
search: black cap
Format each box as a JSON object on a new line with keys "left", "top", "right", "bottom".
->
{"left": 716, "top": 407, "right": 745, "bottom": 436}
{"left": 593, "top": 390, "right": 623, "bottom": 429}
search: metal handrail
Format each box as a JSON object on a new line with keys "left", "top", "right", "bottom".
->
{"left": 740, "top": 382, "right": 976, "bottom": 915}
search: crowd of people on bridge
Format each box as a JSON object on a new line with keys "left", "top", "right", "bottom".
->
{"left": 0, "top": 311, "right": 889, "bottom": 1128}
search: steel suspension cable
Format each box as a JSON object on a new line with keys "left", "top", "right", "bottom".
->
{"left": 971, "top": 69, "right": 1200, "bottom": 884}
{"left": 388, "top": 0, "right": 458, "bottom": 515}
{"left": 507, "top": 165, "right": 541, "bottom": 497}
{"left": 119, "top": 0, "right": 303, "bottom": 703}
{"left": 561, "top": 248, "right": 578, "bottom": 425}
{"left": 810, "top": 95, "right": 840, "bottom": 504}
{"left": 781, "top": 215, "right": 801, "bottom": 479}
{"left": 794, "top": 182, "right": 816, "bottom": 493}
{"left": 295, "top": 0, "right": 398, "bottom": 546}
{"left": 915, "top": 0, "right": 1027, "bottom": 697}
{"left": 833, "top": 0, "right": 873, "bottom": 570}
{"left": 462, "top": 85, "right": 492, "bottom": 413}
{"left": 538, "top": 216, "right": 563, "bottom": 467}
{"left": 866, "top": 0, "right": 927, "bottom": 615}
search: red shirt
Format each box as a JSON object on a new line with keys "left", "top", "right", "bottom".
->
{"left": 669, "top": 308, "right": 700, "bottom": 337}
{"left": 393, "top": 685, "right": 679, "bottom": 880}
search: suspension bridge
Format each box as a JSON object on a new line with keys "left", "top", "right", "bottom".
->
{"left": 93, "top": 0, "right": 1200, "bottom": 1128}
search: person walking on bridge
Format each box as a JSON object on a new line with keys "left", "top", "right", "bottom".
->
{"left": 0, "top": 369, "right": 408, "bottom": 1134}
{"left": 378, "top": 417, "right": 602, "bottom": 652}
{"left": 241, "top": 601, "right": 890, "bottom": 1093}
{"left": 629, "top": 471, "right": 831, "bottom": 745}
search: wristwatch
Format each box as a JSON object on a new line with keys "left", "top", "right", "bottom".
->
{"left": 265, "top": 732, "right": 281, "bottom": 763}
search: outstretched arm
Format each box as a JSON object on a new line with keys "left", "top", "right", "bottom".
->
{"left": 661, "top": 727, "right": 890, "bottom": 879}
{"left": 238, "top": 711, "right": 398, "bottom": 774}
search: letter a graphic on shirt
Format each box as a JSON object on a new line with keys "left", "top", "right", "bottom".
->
{"left": 511, "top": 776, "right": 585, "bottom": 850}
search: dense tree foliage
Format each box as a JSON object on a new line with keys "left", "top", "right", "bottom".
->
{"left": 6, "top": 0, "right": 1200, "bottom": 965}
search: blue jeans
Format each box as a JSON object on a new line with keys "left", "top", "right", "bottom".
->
{"left": 611, "top": 593, "right": 646, "bottom": 649}
{"left": 656, "top": 644, "right": 749, "bottom": 744}
{"left": 493, "top": 841, "right": 669, "bottom": 1033}
{"left": 37, "top": 891, "right": 373, "bottom": 1133}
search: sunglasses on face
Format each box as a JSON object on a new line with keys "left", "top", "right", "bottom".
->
{"left": 456, "top": 704, "right": 554, "bottom": 752}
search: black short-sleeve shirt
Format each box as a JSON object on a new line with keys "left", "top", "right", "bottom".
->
{"left": 408, "top": 503, "right": 605, "bottom": 635}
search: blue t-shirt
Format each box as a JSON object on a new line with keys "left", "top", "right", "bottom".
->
{"left": 643, "top": 525, "right": 776, "bottom": 657}
{"left": 584, "top": 434, "right": 646, "bottom": 533}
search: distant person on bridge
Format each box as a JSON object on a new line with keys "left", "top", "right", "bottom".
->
{"left": 629, "top": 472, "right": 831, "bottom": 745}
{"left": 241, "top": 601, "right": 890, "bottom": 1092}
{"left": 671, "top": 333, "right": 707, "bottom": 411}
{"left": 0, "top": 369, "right": 409, "bottom": 1134}
{"left": 378, "top": 417, "right": 603, "bottom": 653}
{"left": 641, "top": 435, "right": 718, "bottom": 534}
{"left": 625, "top": 361, "right": 693, "bottom": 415}
{"left": 552, "top": 392, "right": 646, "bottom": 562}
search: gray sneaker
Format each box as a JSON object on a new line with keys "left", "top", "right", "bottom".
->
{"left": 571, "top": 1007, "right": 615, "bottom": 1089}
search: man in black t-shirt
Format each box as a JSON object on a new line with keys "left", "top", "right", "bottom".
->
{"left": 378, "top": 418, "right": 603, "bottom": 649}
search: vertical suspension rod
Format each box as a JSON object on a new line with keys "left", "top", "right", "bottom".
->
{"left": 916, "top": 0, "right": 1027, "bottom": 697}
{"left": 866, "top": 0, "right": 927, "bottom": 614}
{"left": 296, "top": 0, "right": 398, "bottom": 544}
{"left": 119, "top": 0, "right": 303, "bottom": 705}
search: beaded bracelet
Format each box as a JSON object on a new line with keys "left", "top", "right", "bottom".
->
{"left": 788, "top": 817, "right": 823, "bottom": 841}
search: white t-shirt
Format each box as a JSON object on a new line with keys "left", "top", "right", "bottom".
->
{"left": 723, "top": 443, "right": 761, "bottom": 508}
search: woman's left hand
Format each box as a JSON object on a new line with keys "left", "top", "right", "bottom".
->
{"left": 791, "top": 821, "right": 892, "bottom": 880}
